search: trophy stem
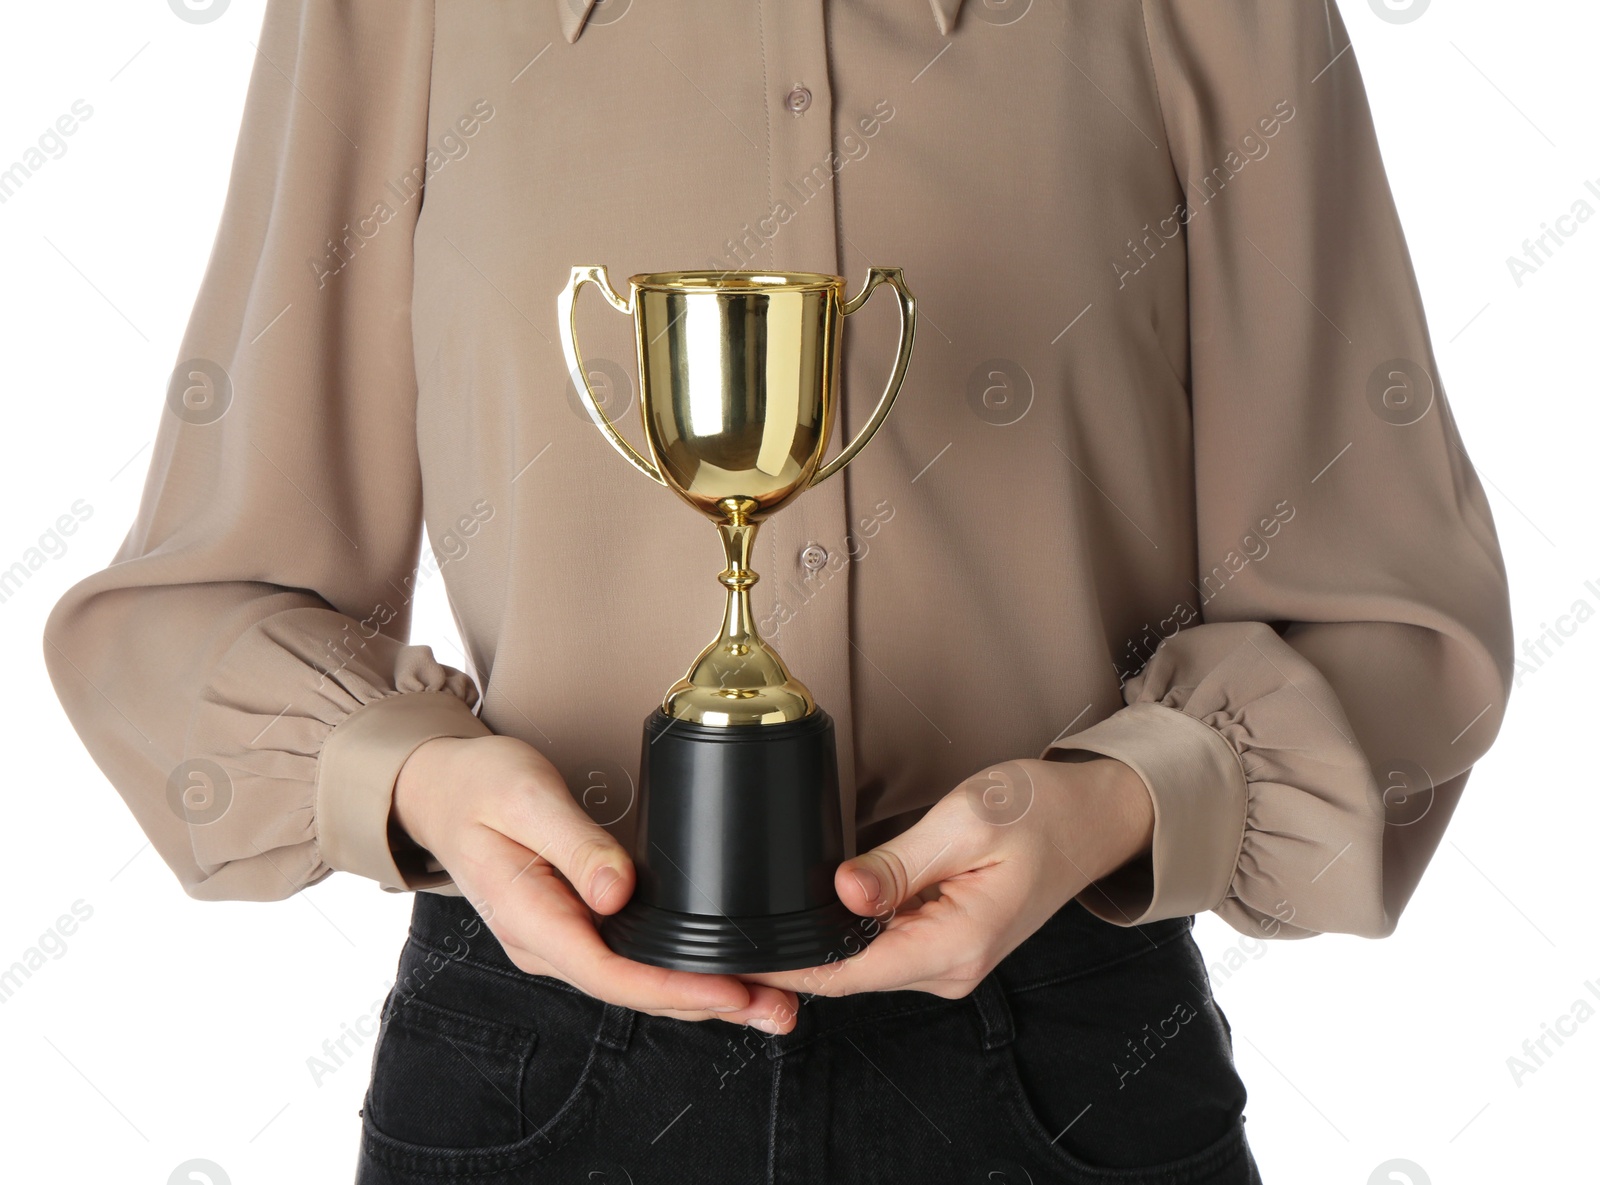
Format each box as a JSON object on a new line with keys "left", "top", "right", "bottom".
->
{"left": 661, "top": 496, "right": 816, "bottom": 724}
{"left": 713, "top": 498, "right": 761, "bottom": 654}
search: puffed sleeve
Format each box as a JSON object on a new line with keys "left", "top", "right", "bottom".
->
{"left": 41, "top": 0, "right": 489, "bottom": 902}
{"left": 1042, "top": 1, "right": 1515, "bottom": 939}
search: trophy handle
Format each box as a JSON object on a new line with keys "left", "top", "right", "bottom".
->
{"left": 557, "top": 265, "right": 666, "bottom": 486}
{"left": 808, "top": 267, "right": 917, "bottom": 487}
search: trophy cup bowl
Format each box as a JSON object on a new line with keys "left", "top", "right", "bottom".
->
{"left": 557, "top": 266, "right": 916, "bottom": 972}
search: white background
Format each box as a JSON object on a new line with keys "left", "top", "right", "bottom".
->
{"left": 1, "top": 2, "right": 1595, "bottom": 1182}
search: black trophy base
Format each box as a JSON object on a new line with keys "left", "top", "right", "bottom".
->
{"left": 601, "top": 897, "right": 877, "bottom": 974}
{"left": 599, "top": 706, "right": 877, "bottom": 974}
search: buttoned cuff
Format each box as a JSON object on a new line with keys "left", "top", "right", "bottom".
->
{"left": 316, "top": 690, "right": 492, "bottom": 893}
{"left": 1042, "top": 701, "right": 1248, "bottom": 926}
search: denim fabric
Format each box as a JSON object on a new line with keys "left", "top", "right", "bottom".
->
{"left": 355, "top": 893, "right": 1262, "bottom": 1184}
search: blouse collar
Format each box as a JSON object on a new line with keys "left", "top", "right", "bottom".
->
{"left": 560, "top": 0, "right": 967, "bottom": 44}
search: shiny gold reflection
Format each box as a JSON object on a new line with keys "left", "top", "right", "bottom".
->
{"left": 558, "top": 267, "right": 916, "bottom": 726}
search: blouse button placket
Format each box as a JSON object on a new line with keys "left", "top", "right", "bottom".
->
{"left": 753, "top": 0, "right": 859, "bottom": 834}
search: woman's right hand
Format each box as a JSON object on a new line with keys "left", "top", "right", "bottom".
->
{"left": 393, "top": 733, "right": 798, "bottom": 1032}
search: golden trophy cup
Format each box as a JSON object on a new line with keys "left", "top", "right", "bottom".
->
{"left": 557, "top": 266, "right": 916, "bottom": 972}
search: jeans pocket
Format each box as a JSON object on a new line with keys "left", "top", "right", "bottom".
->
{"left": 988, "top": 931, "right": 1257, "bottom": 1184}
{"left": 994, "top": 1063, "right": 1255, "bottom": 1185}
{"left": 364, "top": 994, "right": 538, "bottom": 1151}
{"left": 359, "top": 952, "right": 615, "bottom": 1179}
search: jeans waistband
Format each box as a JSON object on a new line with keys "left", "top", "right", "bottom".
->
{"left": 405, "top": 891, "right": 1194, "bottom": 1002}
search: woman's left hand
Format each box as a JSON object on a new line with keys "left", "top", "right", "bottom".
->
{"left": 740, "top": 754, "right": 1154, "bottom": 1003}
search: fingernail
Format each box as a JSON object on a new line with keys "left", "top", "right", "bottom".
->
{"left": 589, "top": 866, "right": 620, "bottom": 909}
{"left": 748, "top": 1017, "right": 782, "bottom": 1035}
{"left": 709, "top": 1004, "right": 740, "bottom": 1013}
{"left": 851, "top": 867, "right": 882, "bottom": 908}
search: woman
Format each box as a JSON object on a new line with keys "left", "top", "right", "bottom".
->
{"left": 44, "top": 1, "right": 1513, "bottom": 1181}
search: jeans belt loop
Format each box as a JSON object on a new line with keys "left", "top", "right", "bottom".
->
{"left": 597, "top": 1002, "right": 637, "bottom": 1051}
{"left": 972, "top": 973, "right": 1016, "bottom": 1051}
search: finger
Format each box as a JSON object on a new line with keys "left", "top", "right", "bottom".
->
{"left": 835, "top": 793, "right": 984, "bottom": 917}
{"left": 642, "top": 985, "right": 801, "bottom": 1032}
{"left": 741, "top": 984, "right": 800, "bottom": 1030}
{"left": 485, "top": 774, "right": 636, "bottom": 915}
{"left": 747, "top": 895, "right": 988, "bottom": 997}
{"left": 503, "top": 920, "right": 797, "bottom": 1027}
{"left": 477, "top": 829, "right": 754, "bottom": 1014}
{"left": 500, "top": 943, "right": 797, "bottom": 1029}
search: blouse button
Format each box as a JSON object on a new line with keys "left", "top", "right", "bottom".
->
{"left": 785, "top": 86, "right": 812, "bottom": 115}
{"left": 800, "top": 544, "right": 829, "bottom": 571}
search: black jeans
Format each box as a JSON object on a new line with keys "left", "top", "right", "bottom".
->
{"left": 355, "top": 893, "right": 1261, "bottom": 1184}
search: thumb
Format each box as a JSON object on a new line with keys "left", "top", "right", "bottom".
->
{"left": 499, "top": 783, "right": 636, "bottom": 915}
{"left": 837, "top": 796, "right": 975, "bottom": 916}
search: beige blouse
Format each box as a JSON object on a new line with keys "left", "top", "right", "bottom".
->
{"left": 44, "top": 0, "right": 1514, "bottom": 942}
